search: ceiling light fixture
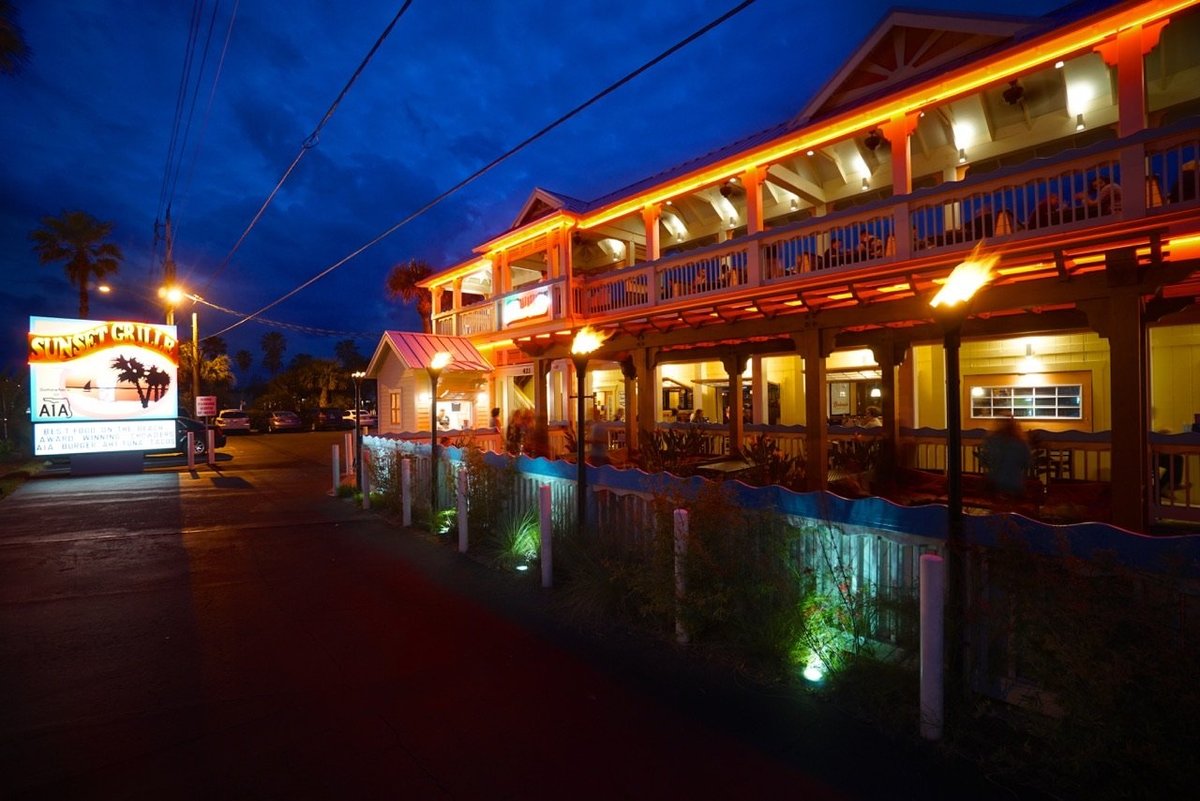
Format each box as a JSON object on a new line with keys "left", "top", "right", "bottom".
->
{"left": 806, "top": 149, "right": 815, "bottom": 157}
{"left": 1055, "top": 59, "right": 1065, "bottom": 69}
{"left": 864, "top": 128, "right": 883, "bottom": 151}
{"left": 1075, "top": 112, "right": 1085, "bottom": 131}
{"left": 958, "top": 148, "right": 968, "bottom": 164}
{"left": 861, "top": 177, "right": 869, "bottom": 191}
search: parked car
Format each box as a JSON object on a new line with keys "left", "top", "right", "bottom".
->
{"left": 267, "top": 410, "right": 303, "bottom": 433}
{"left": 312, "top": 407, "right": 350, "bottom": 431}
{"left": 344, "top": 409, "right": 377, "bottom": 428}
{"left": 214, "top": 408, "right": 251, "bottom": 434}
{"left": 150, "top": 417, "right": 226, "bottom": 456}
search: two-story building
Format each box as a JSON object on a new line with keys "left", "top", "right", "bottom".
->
{"left": 368, "top": 0, "right": 1200, "bottom": 533}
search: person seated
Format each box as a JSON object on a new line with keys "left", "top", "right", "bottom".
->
{"left": 863, "top": 406, "right": 883, "bottom": 427}
{"left": 436, "top": 410, "right": 451, "bottom": 429}
{"left": 1075, "top": 174, "right": 1122, "bottom": 216}
{"left": 721, "top": 263, "right": 740, "bottom": 286}
{"left": 967, "top": 203, "right": 995, "bottom": 239}
{"left": 1026, "top": 192, "right": 1062, "bottom": 230}
{"left": 693, "top": 266, "right": 711, "bottom": 292}
{"left": 822, "top": 238, "right": 845, "bottom": 267}
{"left": 856, "top": 230, "right": 883, "bottom": 261}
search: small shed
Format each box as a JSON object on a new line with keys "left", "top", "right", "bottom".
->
{"left": 365, "top": 331, "right": 492, "bottom": 434}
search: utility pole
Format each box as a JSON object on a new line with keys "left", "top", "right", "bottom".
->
{"left": 159, "top": 211, "right": 177, "bottom": 325}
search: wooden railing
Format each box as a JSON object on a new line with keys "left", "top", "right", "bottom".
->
{"left": 569, "top": 121, "right": 1200, "bottom": 321}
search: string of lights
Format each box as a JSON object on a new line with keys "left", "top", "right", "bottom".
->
{"left": 207, "top": 0, "right": 759, "bottom": 340}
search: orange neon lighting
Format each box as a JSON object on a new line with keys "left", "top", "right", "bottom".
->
{"left": 575, "top": 0, "right": 1191, "bottom": 232}
{"left": 784, "top": 299, "right": 806, "bottom": 307}
{"left": 997, "top": 262, "right": 1049, "bottom": 276}
{"left": 875, "top": 283, "right": 911, "bottom": 293}
{"left": 827, "top": 292, "right": 854, "bottom": 301}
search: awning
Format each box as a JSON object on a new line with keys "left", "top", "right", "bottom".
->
{"left": 373, "top": 331, "right": 492, "bottom": 373}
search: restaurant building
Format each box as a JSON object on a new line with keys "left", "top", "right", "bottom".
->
{"left": 370, "top": 0, "right": 1200, "bottom": 534}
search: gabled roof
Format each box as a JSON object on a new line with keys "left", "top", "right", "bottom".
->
{"left": 510, "top": 187, "right": 589, "bottom": 230}
{"left": 366, "top": 331, "right": 492, "bottom": 378}
{"left": 794, "top": 8, "right": 1041, "bottom": 124}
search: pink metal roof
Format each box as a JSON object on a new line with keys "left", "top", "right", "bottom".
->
{"left": 381, "top": 331, "right": 492, "bottom": 372}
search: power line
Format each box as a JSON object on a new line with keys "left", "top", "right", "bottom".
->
{"left": 208, "top": 0, "right": 760, "bottom": 340}
{"left": 200, "top": 0, "right": 415, "bottom": 295}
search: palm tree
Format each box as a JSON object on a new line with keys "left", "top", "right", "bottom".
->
{"left": 385, "top": 258, "right": 433, "bottom": 333}
{"left": 260, "top": 332, "right": 286, "bottom": 374}
{"left": 234, "top": 349, "right": 253, "bottom": 374}
{"left": 0, "top": 0, "right": 31, "bottom": 77}
{"left": 30, "top": 210, "right": 123, "bottom": 318}
{"left": 334, "top": 339, "right": 366, "bottom": 372}
{"left": 110, "top": 355, "right": 150, "bottom": 407}
{"left": 200, "top": 336, "right": 227, "bottom": 359}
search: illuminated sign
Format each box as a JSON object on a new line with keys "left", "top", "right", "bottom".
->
{"left": 502, "top": 287, "right": 552, "bottom": 327}
{"left": 28, "top": 316, "right": 179, "bottom": 456}
{"left": 33, "top": 419, "right": 177, "bottom": 456}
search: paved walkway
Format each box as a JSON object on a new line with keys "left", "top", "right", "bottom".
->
{"left": 0, "top": 466, "right": 1019, "bottom": 799}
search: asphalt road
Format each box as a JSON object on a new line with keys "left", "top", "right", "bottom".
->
{"left": 0, "top": 431, "right": 1014, "bottom": 800}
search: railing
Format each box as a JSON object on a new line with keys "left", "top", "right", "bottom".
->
{"left": 760, "top": 210, "right": 894, "bottom": 280}
{"left": 1146, "top": 130, "right": 1200, "bottom": 209}
{"left": 432, "top": 278, "right": 568, "bottom": 337}
{"left": 570, "top": 121, "right": 1200, "bottom": 323}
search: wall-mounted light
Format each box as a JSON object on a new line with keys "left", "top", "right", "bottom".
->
{"left": 958, "top": 148, "right": 967, "bottom": 164}
{"left": 1075, "top": 113, "right": 1085, "bottom": 131}
{"left": 1054, "top": 59, "right": 1065, "bottom": 69}
{"left": 806, "top": 149, "right": 815, "bottom": 157}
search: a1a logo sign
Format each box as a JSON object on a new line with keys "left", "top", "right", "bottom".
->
{"left": 38, "top": 396, "right": 73, "bottom": 418}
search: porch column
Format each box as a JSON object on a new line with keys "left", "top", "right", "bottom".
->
{"left": 1097, "top": 21, "right": 1165, "bottom": 220}
{"left": 534, "top": 356, "right": 551, "bottom": 433}
{"left": 797, "top": 328, "right": 831, "bottom": 492}
{"left": 620, "top": 355, "right": 639, "bottom": 453}
{"left": 870, "top": 334, "right": 910, "bottom": 492}
{"left": 742, "top": 166, "right": 766, "bottom": 286}
{"left": 722, "top": 351, "right": 749, "bottom": 456}
{"left": 452, "top": 278, "right": 463, "bottom": 312}
{"left": 1082, "top": 249, "right": 1151, "bottom": 532}
{"left": 883, "top": 113, "right": 919, "bottom": 261}
{"left": 750, "top": 356, "right": 766, "bottom": 425}
{"left": 634, "top": 347, "right": 658, "bottom": 452}
{"left": 642, "top": 204, "right": 661, "bottom": 262}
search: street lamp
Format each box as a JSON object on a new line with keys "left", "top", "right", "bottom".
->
{"left": 159, "top": 285, "right": 200, "bottom": 409}
{"left": 351, "top": 370, "right": 366, "bottom": 491}
{"left": 427, "top": 351, "right": 452, "bottom": 532}
{"left": 929, "top": 244, "right": 997, "bottom": 699}
{"left": 570, "top": 326, "right": 607, "bottom": 535}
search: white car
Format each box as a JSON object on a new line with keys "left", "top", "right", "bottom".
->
{"left": 214, "top": 409, "right": 251, "bottom": 433}
{"left": 344, "top": 409, "right": 377, "bottom": 429}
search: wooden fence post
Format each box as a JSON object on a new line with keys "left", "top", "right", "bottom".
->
{"left": 674, "top": 508, "right": 689, "bottom": 644}
{"left": 401, "top": 456, "right": 412, "bottom": 527}
{"left": 457, "top": 467, "right": 468, "bottom": 553}
{"left": 920, "top": 552, "right": 945, "bottom": 741}
{"left": 539, "top": 484, "right": 553, "bottom": 588}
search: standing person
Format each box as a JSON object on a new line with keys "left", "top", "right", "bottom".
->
{"left": 981, "top": 417, "right": 1031, "bottom": 498}
{"left": 489, "top": 407, "right": 501, "bottom": 431}
{"left": 587, "top": 406, "right": 609, "bottom": 465}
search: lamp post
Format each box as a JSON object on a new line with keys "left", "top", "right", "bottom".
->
{"left": 929, "top": 245, "right": 996, "bottom": 702}
{"left": 351, "top": 370, "right": 366, "bottom": 490}
{"left": 570, "top": 326, "right": 606, "bottom": 535}
{"left": 159, "top": 285, "right": 200, "bottom": 410}
{"left": 427, "top": 351, "right": 452, "bottom": 532}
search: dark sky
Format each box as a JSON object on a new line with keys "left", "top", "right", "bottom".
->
{"left": 0, "top": 0, "right": 1059, "bottom": 375}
